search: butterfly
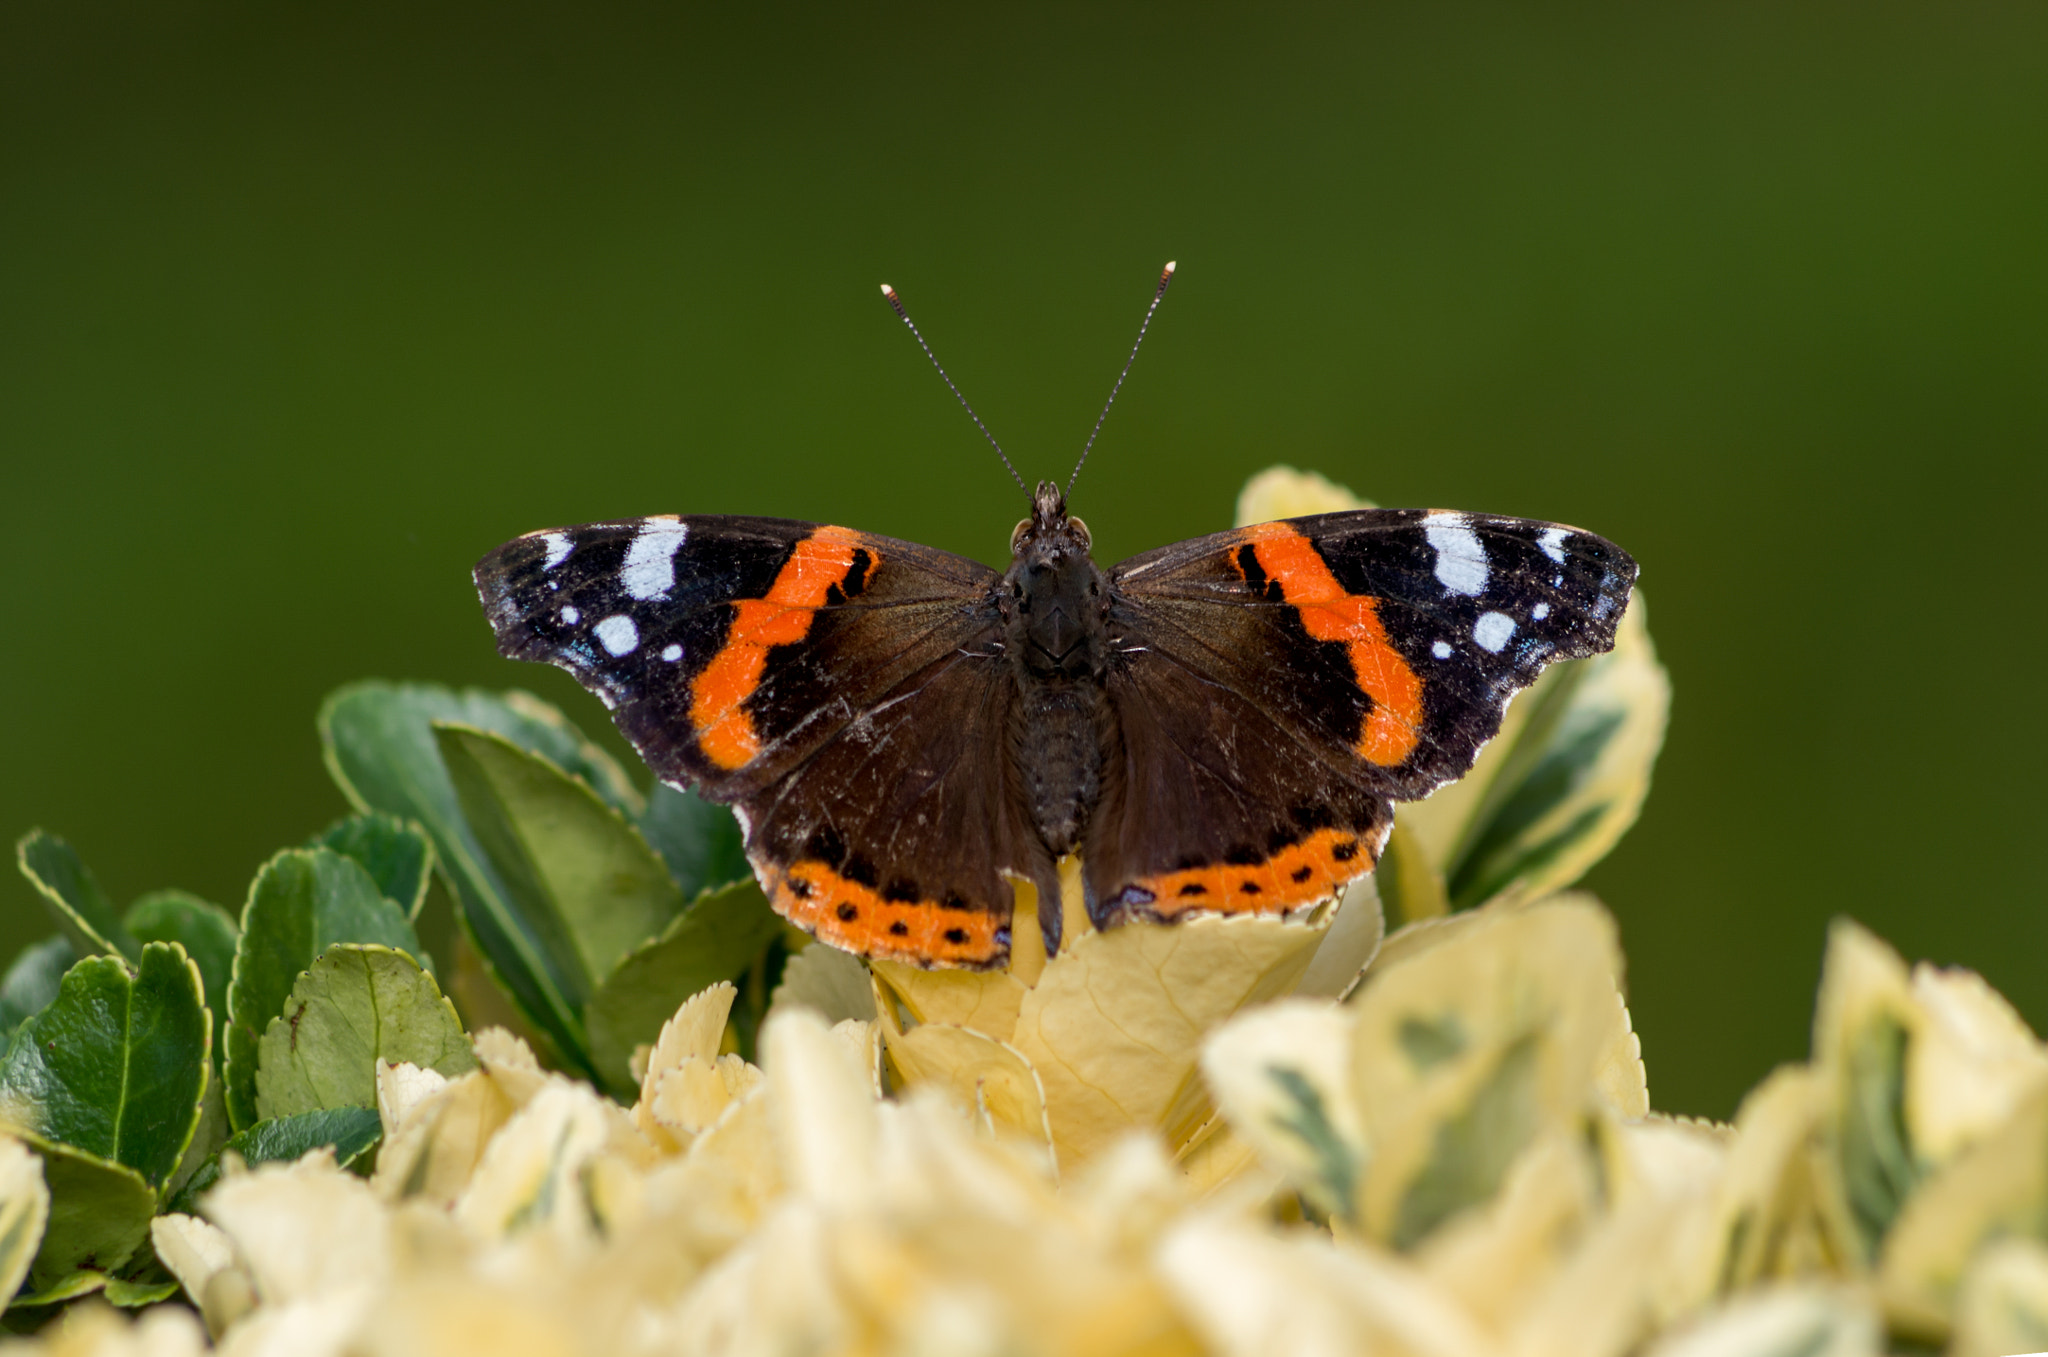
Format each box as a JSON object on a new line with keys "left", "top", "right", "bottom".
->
{"left": 473, "top": 264, "right": 1638, "bottom": 970}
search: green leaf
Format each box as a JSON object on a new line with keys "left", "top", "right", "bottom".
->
{"left": 0, "top": 938, "right": 76, "bottom": 1040}
{"left": 10, "top": 1268, "right": 109, "bottom": 1309}
{"left": 0, "top": 946, "right": 210, "bottom": 1189}
{"left": 640, "top": 782, "right": 749, "bottom": 899}
{"left": 223, "top": 848, "right": 426, "bottom": 1132}
{"left": 584, "top": 877, "right": 783, "bottom": 1095}
{"left": 20, "top": 1139, "right": 155, "bottom": 1290}
{"left": 167, "top": 1106, "right": 383, "bottom": 1216}
{"left": 103, "top": 1278, "right": 179, "bottom": 1307}
{"left": 438, "top": 724, "right": 684, "bottom": 1002}
{"left": 312, "top": 811, "right": 436, "bottom": 920}
{"left": 124, "top": 891, "right": 237, "bottom": 1067}
{"left": 13, "top": 832, "right": 137, "bottom": 962}
{"left": 317, "top": 682, "right": 639, "bottom": 1078}
{"left": 254, "top": 945, "right": 476, "bottom": 1122}
{"left": 1405, "top": 596, "right": 1670, "bottom": 911}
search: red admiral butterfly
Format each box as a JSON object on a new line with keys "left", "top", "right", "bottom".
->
{"left": 475, "top": 265, "right": 1637, "bottom": 970}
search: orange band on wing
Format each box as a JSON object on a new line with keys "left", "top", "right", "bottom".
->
{"left": 1139, "top": 826, "right": 1377, "bottom": 922}
{"left": 1238, "top": 523, "right": 1424, "bottom": 766}
{"left": 767, "top": 860, "right": 1008, "bottom": 970}
{"left": 689, "top": 526, "right": 870, "bottom": 771}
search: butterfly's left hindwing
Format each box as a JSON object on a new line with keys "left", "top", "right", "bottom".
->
{"left": 475, "top": 516, "right": 1037, "bottom": 969}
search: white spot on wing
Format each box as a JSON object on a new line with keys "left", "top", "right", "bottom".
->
{"left": 1431, "top": 640, "right": 1453, "bottom": 659}
{"left": 1538, "top": 527, "right": 1571, "bottom": 563}
{"left": 620, "top": 518, "right": 690, "bottom": 602}
{"left": 539, "top": 532, "right": 572, "bottom": 569}
{"left": 660, "top": 643, "right": 682, "bottom": 662}
{"left": 1472, "top": 611, "right": 1516, "bottom": 653}
{"left": 596, "top": 615, "right": 639, "bottom": 655}
{"left": 1531, "top": 601, "right": 1550, "bottom": 620}
{"left": 560, "top": 605, "right": 579, "bottom": 624}
{"left": 1423, "top": 513, "right": 1488, "bottom": 596}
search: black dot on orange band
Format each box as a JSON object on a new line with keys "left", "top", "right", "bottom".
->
{"left": 888, "top": 921, "right": 909, "bottom": 937}
{"left": 1179, "top": 883, "right": 1207, "bottom": 897}
{"left": 836, "top": 903, "right": 858, "bottom": 922}
{"left": 943, "top": 928, "right": 969, "bottom": 945}
{"left": 789, "top": 878, "right": 813, "bottom": 899}
{"left": 1242, "top": 881, "right": 1262, "bottom": 894}
{"left": 1332, "top": 839, "right": 1359, "bottom": 861}
{"left": 1291, "top": 866, "right": 1313, "bottom": 882}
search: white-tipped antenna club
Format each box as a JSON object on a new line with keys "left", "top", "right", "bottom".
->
{"left": 880, "top": 282, "right": 1028, "bottom": 494}
{"left": 1068, "top": 260, "right": 1177, "bottom": 500}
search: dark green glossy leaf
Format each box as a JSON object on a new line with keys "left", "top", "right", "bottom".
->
{"left": 167, "top": 1106, "right": 383, "bottom": 1216}
{"left": 0, "top": 938, "right": 75, "bottom": 1040}
{"left": 21, "top": 1138, "right": 154, "bottom": 1290}
{"left": 640, "top": 782, "right": 749, "bottom": 900}
{"left": 438, "top": 724, "right": 683, "bottom": 1003}
{"left": 312, "top": 811, "right": 436, "bottom": 920}
{"left": 223, "top": 848, "right": 424, "bottom": 1131}
{"left": 317, "top": 682, "right": 639, "bottom": 1079}
{"left": 254, "top": 945, "right": 475, "bottom": 1122}
{"left": 125, "top": 890, "right": 237, "bottom": 1066}
{"left": 163, "top": 1077, "right": 226, "bottom": 1206}
{"left": 11, "top": 1269, "right": 109, "bottom": 1309}
{"left": 0, "top": 947, "right": 210, "bottom": 1189}
{"left": 13, "top": 832, "right": 136, "bottom": 963}
{"left": 585, "top": 877, "right": 783, "bottom": 1095}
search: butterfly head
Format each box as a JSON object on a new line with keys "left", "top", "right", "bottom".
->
{"left": 1011, "top": 480, "right": 1092, "bottom": 564}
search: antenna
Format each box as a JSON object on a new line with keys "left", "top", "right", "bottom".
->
{"left": 880, "top": 283, "right": 1029, "bottom": 495}
{"left": 1068, "top": 260, "right": 1176, "bottom": 500}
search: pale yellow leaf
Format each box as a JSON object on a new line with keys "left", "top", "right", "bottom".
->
{"left": 1233, "top": 465, "right": 1372, "bottom": 526}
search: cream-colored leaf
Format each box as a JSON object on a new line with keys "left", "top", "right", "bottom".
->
{"left": 1952, "top": 1237, "right": 2048, "bottom": 1357}
{"left": 150, "top": 1212, "right": 249, "bottom": 1337}
{"left": 871, "top": 960, "right": 1029, "bottom": 1042}
{"left": 1201, "top": 1000, "right": 1366, "bottom": 1218}
{"left": 763, "top": 1008, "right": 880, "bottom": 1207}
{"left": 1347, "top": 896, "right": 1624, "bottom": 1247}
{"left": 1293, "top": 878, "right": 1386, "bottom": 1000}
{"left": 1157, "top": 1212, "right": 1497, "bottom": 1357}
{"left": 0, "top": 1135, "right": 49, "bottom": 1309}
{"left": 640, "top": 982, "right": 737, "bottom": 1089}
{"left": 1010, "top": 911, "right": 1332, "bottom": 1163}
{"left": 1809, "top": 918, "right": 1921, "bottom": 1270}
{"left": 374, "top": 1059, "right": 447, "bottom": 1140}
{"left": 11, "top": 1304, "right": 211, "bottom": 1357}
{"left": 1878, "top": 1079, "right": 2048, "bottom": 1342}
{"left": 877, "top": 1010, "right": 1054, "bottom": 1152}
{"left": 452, "top": 1082, "right": 616, "bottom": 1243}
{"left": 371, "top": 1066, "right": 519, "bottom": 1207}
{"left": 1905, "top": 962, "right": 2048, "bottom": 1164}
{"left": 1596, "top": 984, "right": 1651, "bottom": 1120}
{"left": 1440, "top": 594, "right": 1670, "bottom": 909}
{"left": 202, "top": 1150, "right": 390, "bottom": 1307}
{"left": 1639, "top": 1287, "right": 1881, "bottom": 1357}
{"left": 769, "top": 943, "right": 877, "bottom": 1025}
{"left": 472, "top": 1025, "right": 541, "bottom": 1071}
{"left": 1705, "top": 1065, "right": 1832, "bottom": 1294}
{"left": 1416, "top": 1131, "right": 1599, "bottom": 1336}
{"left": 1233, "top": 465, "right": 1371, "bottom": 526}
{"left": 646, "top": 1053, "right": 765, "bottom": 1145}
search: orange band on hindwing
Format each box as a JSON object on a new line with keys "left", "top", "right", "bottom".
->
{"left": 765, "top": 860, "right": 1008, "bottom": 969}
{"left": 1135, "top": 826, "right": 1379, "bottom": 921}
{"left": 1236, "top": 523, "right": 1424, "bottom": 766}
{"left": 689, "top": 526, "right": 870, "bottom": 771}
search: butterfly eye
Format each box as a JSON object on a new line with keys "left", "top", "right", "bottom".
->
{"left": 1011, "top": 519, "right": 1031, "bottom": 553}
{"left": 1069, "top": 516, "right": 1092, "bottom": 548}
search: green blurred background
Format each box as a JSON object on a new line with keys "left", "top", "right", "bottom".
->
{"left": 5, "top": 1, "right": 2044, "bottom": 1118}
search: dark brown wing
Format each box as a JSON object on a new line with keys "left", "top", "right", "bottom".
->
{"left": 1085, "top": 508, "right": 1636, "bottom": 925}
{"left": 476, "top": 515, "right": 1036, "bottom": 968}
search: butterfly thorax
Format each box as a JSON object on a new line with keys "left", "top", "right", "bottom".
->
{"left": 1002, "top": 482, "right": 1117, "bottom": 857}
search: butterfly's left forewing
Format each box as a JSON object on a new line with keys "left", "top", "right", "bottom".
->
{"left": 1087, "top": 508, "right": 1637, "bottom": 924}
